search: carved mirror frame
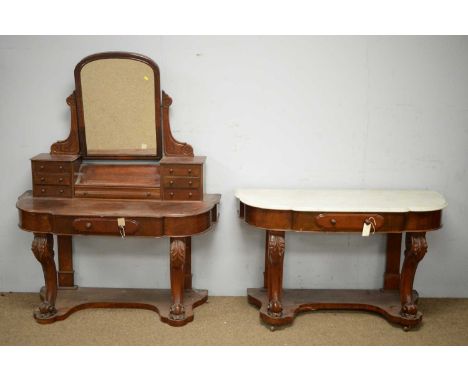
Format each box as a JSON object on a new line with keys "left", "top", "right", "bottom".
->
{"left": 74, "top": 52, "right": 163, "bottom": 160}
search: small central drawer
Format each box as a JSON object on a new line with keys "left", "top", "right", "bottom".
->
{"left": 32, "top": 161, "right": 71, "bottom": 173}
{"left": 163, "top": 177, "right": 200, "bottom": 189}
{"left": 315, "top": 213, "right": 384, "bottom": 231}
{"left": 73, "top": 218, "right": 139, "bottom": 235}
{"left": 33, "top": 185, "right": 72, "bottom": 198}
{"left": 161, "top": 165, "right": 201, "bottom": 177}
{"left": 33, "top": 173, "right": 71, "bottom": 185}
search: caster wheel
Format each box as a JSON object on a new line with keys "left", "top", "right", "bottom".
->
{"left": 270, "top": 326, "right": 276, "bottom": 332}
{"left": 403, "top": 326, "right": 410, "bottom": 332}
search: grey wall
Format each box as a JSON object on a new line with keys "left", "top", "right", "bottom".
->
{"left": 1, "top": 36, "right": 467, "bottom": 296}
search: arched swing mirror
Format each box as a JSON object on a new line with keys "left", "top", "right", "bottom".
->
{"left": 75, "top": 52, "right": 162, "bottom": 159}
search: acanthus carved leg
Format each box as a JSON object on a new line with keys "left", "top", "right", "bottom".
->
{"left": 266, "top": 230, "right": 285, "bottom": 317}
{"left": 31, "top": 233, "right": 58, "bottom": 319}
{"left": 400, "top": 232, "right": 428, "bottom": 318}
{"left": 169, "top": 237, "right": 187, "bottom": 320}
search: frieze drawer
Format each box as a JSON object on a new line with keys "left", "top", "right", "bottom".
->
{"left": 315, "top": 213, "right": 385, "bottom": 231}
{"left": 73, "top": 217, "right": 139, "bottom": 235}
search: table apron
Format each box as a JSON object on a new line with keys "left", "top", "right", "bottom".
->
{"left": 242, "top": 205, "right": 443, "bottom": 233}
{"left": 18, "top": 208, "right": 217, "bottom": 237}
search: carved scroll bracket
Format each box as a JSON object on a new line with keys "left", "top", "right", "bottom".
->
{"left": 162, "top": 91, "right": 194, "bottom": 157}
{"left": 50, "top": 92, "right": 80, "bottom": 155}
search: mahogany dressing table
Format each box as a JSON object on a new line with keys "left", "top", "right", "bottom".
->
{"left": 16, "top": 52, "right": 220, "bottom": 327}
{"left": 236, "top": 189, "right": 447, "bottom": 330}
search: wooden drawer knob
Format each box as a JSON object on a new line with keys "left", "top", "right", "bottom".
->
{"left": 169, "top": 168, "right": 174, "bottom": 174}
{"left": 170, "top": 192, "right": 174, "bottom": 197}
{"left": 40, "top": 165, "right": 44, "bottom": 169}
{"left": 169, "top": 180, "right": 174, "bottom": 185}
{"left": 330, "top": 218, "right": 337, "bottom": 225}
{"left": 146, "top": 192, "right": 151, "bottom": 197}
{"left": 59, "top": 165, "right": 63, "bottom": 170}
{"left": 188, "top": 192, "right": 193, "bottom": 198}
{"left": 188, "top": 169, "right": 192, "bottom": 174}
{"left": 41, "top": 188, "right": 45, "bottom": 193}
{"left": 40, "top": 177, "right": 45, "bottom": 182}
{"left": 59, "top": 177, "right": 63, "bottom": 183}
{"left": 59, "top": 189, "right": 64, "bottom": 194}
{"left": 188, "top": 180, "right": 193, "bottom": 185}
{"left": 85, "top": 222, "right": 92, "bottom": 229}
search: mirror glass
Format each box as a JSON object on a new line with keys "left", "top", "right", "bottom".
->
{"left": 80, "top": 58, "right": 157, "bottom": 156}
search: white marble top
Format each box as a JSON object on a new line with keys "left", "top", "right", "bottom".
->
{"left": 235, "top": 189, "right": 447, "bottom": 213}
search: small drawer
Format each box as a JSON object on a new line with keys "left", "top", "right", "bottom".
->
{"left": 163, "top": 176, "right": 200, "bottom": 189}
{"left": 73, "top": 217, "right": 139, "bottom": 235}
{"left": 33, "top": 185, "right": 72, "bottom": 198}
{"left": 161, "top": 165, "right": 201, "bottom": 177}
{"left": 33, "top": 173, "right": 71, "bottom": 185}
{"left": 315, "top": 213, "right": 384, "bottom": 231}
{"left": 163, "top": 189, "right": 201, "bottom": 201}
{"left": 32, "top": 161, "right": 71, "bottom": 173}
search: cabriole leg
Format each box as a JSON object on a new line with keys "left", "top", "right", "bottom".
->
{"left": 400, "top": 232, "right": 427, "bottom": 318}
{"left": 266, "top": 230, "right": 285, "bottom": 317}
{"left": 169, "top": 237, "right": 187, "bottom": 320}
{"left": 31, "top": 233, "right": 57, "bottom": 319}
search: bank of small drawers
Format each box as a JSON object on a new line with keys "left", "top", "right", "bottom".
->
{"left": 32, "top": 160, "right": 73, "bottom": 198}
{"left": 160, "top": 163, "right": 203, "bottom": 201}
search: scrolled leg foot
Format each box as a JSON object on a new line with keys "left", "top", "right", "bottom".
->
{"left": 401, "top": 303, "right": 418, "bottom": 318}
{"left": 35, "top": 302, "right": 57, "bottom": 319}
{"left": 170, "top": 303, "right": 186, "bottom": 320}
{"left": 267, "top": 299, "right": 283, "bottom": 317}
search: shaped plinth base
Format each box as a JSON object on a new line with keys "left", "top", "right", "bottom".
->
{"left": 247, "top": 288, "right": 422, "bottom": 329}
{"left": 35, "top": 287, "right": 208, "bottom": 327}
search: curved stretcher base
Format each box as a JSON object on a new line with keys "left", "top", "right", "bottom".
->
{"left": 35, "top": 287, "right": 208, "bottom": 327}
{"left": 248, "top": 288, "right": 422, "bottom": 330}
